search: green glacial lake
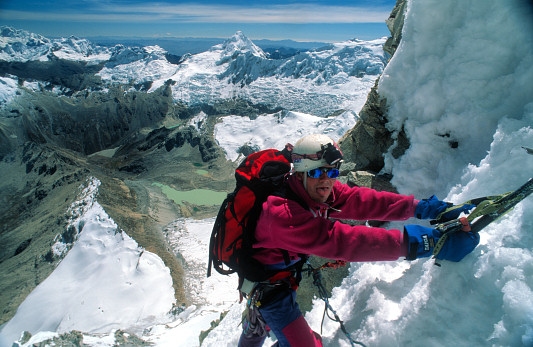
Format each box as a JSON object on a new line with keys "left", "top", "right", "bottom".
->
{"left": 152, "top": 183, "right": 227, "bottom": 206}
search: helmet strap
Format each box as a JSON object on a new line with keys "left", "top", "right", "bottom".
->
{"left": 303, "top": 173, "right": 308, "bottom": 191}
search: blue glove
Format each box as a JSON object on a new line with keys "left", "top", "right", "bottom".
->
{"left": 404, "top": 224, "right": 480, "bottom": 262}
{"left": 415, "top": 195, "right": 475, "bottom": 221}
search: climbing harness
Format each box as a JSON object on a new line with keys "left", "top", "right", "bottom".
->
{"left": 305, "top": 260, "right": 367, "bottom": 347}
{"left": 241, "top": 283, "right": 269, "bottom": 338}
{"left": 240, "top": 273, "right": 301, "bottom": 339}
{"left": 432, "top": 177, "right": 533, "bottom": 265}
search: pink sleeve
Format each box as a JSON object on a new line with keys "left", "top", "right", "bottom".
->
{"left": 254, "top": 197, "right": 408, "bottom": 262}
{"left": 329, "top": 181, "right": 417, "bottom": 221}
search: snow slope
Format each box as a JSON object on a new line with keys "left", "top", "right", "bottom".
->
{"left": 0, "top": 178, "right": 175, "bottom": 346}
{"left": 98, "top": 45, "right": 178, "bottom": 85}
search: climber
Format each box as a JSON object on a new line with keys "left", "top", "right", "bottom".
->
{"left": 238, "top": 134, "right": 479, "bottom": 347}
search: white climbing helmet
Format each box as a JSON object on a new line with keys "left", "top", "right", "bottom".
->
{"left": 291, "top": 134, "right": 343, "bottom": 172}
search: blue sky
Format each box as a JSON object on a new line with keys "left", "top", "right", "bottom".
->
{"left": 0, "top": 0, "right": 396, "bottom": 42}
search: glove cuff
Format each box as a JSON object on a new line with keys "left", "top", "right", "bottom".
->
{"left": 406, "top": 233, "right": 418, "bottom": 260}
{"left": 404, "top": 225, "right": 438, "bottom": 260}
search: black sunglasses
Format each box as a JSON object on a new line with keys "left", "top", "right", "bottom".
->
{"left": 307, "top": 167, "right": 340, "bottom": 179}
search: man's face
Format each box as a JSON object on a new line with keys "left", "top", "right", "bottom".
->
{"left": 296, "top": 166, "right": 337, "bottom": 203}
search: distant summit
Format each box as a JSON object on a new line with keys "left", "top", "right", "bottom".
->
{"left": 213, "top": 31, "right": 267, "bottom": 64}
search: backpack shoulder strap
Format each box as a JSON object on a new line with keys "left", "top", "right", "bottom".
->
{"left": 279, "top": 179, "right": 308, "bottom": 210}
{"left": 271, "top": 181, "right": 310, "bottom": 272}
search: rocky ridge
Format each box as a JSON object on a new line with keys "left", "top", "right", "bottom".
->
{"left": 339, "top": 0, "right": 408, "bottom": 173}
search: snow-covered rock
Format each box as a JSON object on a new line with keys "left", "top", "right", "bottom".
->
{"left": 97, "top": 45, "right": 177, "bottom": 84}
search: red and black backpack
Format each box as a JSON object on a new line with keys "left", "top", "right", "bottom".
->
{"left": 207, "top": 145, "right": 304, "bottom": 283}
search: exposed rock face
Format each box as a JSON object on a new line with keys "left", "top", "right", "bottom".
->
{"left": 346, "top": 170, "right": 398, "bottom": 193}
{"left": 0, "top": 59, "right": 104, "bottom": 91}
{"left": 384, "top": 0, "right": 408, "bottom": 58}
{"left": 338, "top": 79, "right": 392, "bottom": 172}
{"left": 7, "top": 82, "right": 173, "bottom": 156}
{"left": 113, "top": 125, "right": 222, "bottom": 175}
{"left": 339, "top": 0, "right": 408, "bottom": 173}
{"left": 0, "top": 143, "right": 89, "bottom": 324}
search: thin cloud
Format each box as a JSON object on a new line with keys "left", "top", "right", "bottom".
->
{"left": 1, "top": 2, "right": 391, "bottom": 24}
{"left": 0, "top": 10, "right": 155, "bottom": 22}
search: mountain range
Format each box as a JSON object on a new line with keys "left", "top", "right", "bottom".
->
{"left": 1, "top": 27, "right": 387, "bottom": 116}
{"left": 87, "top": 36, "right": 329, "bottom": 58}
{"left": 0, "top": 24, "right": 387, "bottom": 338}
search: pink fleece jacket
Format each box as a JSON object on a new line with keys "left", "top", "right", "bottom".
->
{"left": 252, "top": 174, "right": 418, "bottom": 266}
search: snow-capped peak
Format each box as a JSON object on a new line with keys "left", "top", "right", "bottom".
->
{"left": 51, "top": 36, "right": 110, "bottom": 62}
{"left": 105, "top": 44, "right": 167, "bottom": 66}
{"left": 213, "top": 31, "right": 266, "bottom": 61}
{"left": 97, "top": 44, "right": 177, "bottom": 84}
